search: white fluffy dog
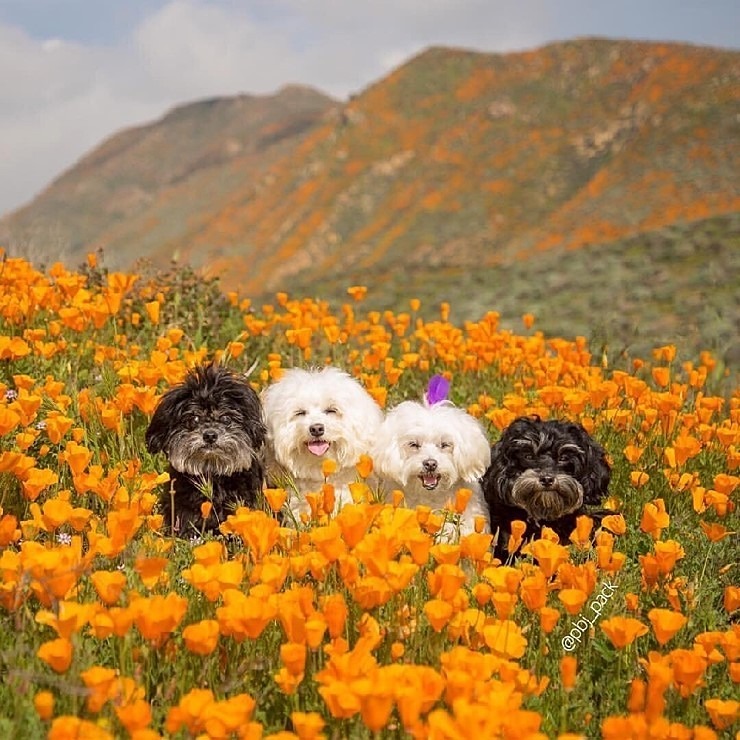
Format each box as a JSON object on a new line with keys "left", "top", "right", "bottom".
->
{"left": 261, "top": 366, "right": 384, "bottom": 521}
{"left": 373, "top": 383, "right": 491, "bottom": 539}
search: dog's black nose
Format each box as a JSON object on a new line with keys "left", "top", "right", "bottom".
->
{"left": 202, "top": 429, "right": 218, "bottom": 445}
{"left": 309, "top": 423, "right": 325, "bottom": 438}
{"left": 539, "top": 473, "right": 555, "bottom": 487}
{"left": 422, "top": 458, "right": 438, "bottom": 472}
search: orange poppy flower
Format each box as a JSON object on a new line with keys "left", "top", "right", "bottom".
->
{"left": 600, "top": 617, "right": 648, "bottom": 648}
{"left": 653, "top": 539, "right": 685, "bottom": 574}
{"left": 405, "top": 530, "right": 432, "bottom": 566}
{"left": 280, "top": 641, "right": 307, "bottom": 676}
{"left": 423, "top": 599, "right": 454, "bottom": 633}
{"left": 523, "top": 538, "right": 570, "bottom": 578}
{"left": 704, "top": 698, "right": 739, "bottom": 730}
{"left": 310, "top": 521, "right": 347, "bottom": 563}
{"left": 724, "top": 585, "right": 740, "bottom": 613}
{"left": 560, "top": 655, "right": 577, "bottom": 691}
{"left": 699, "top": 521, "right": 734, "bottom": 542}
{"left": 34, "top": 690, "right": 55, "bottom": 720}
{"left": 21, "top": 467, "right": 59, "bottom": 501}
{"left": 291, "top": 711, "right": 326, "bottom": 740}
{"left": 559, "top": 588, "right": 588, "bottom": 616}
{"left": 430, "top": 543, "right": 461, "bottom": 566}
{"left": 640, "top": 499, "right": 670, "bottom": 539}
{"left": 601, "top": 514, "right": 626, "bottom": 535}
{"left": 472, "top": 582, "right": 493, "bottom": 607}
{"left": 264, "top": 487, "right": 288, "bottom": 513}
{"left": 539, "top": 606, "right": 560, "bottom": 633}
{"left": 80, "top": 666, "right": 117, "bottom": 712}
{"left": 356, "top": 678, "right": 394, "bottom": 733}
{"left": 48, "top": 717, "right": 113, "bottom": 740}
{"left": 192, "top": 540, "right": 225, "bottom": 566}
{"left": 569, "top": 515, "right": 594, "bottom": 548}
{"left": 506, "top": 519, "right": 527, "bottom": 555}
{"left": 520, "top": 571, "right": 548, "bottom": 612}
{"left": 334, "top": 504, "right": 376, "bottom": 549}
{"left": 0, "top": 406, "right": 21, "bottom": 436}
{"left": 670, "top": 648, "right": 708, "bottom": 697}
{"left": 134, "top": 555, "right": 169, "bottom": 589}
{"left": 221, "top": 508, "right": 280, "bottom": 559}
{"left": 482, "top": 619, "right": 528, "bottom": 659}
{"left": 37, "top": 637, "right": 73, "bottom": 673}
{"left": 182, "top": 620, "right": 220, "bottom": 656}
{"left": 647, "top": 608, "right": 687, "bottom": 646}
{"left": 321, "top": 593, "right": 348, "bottom": 639}
{"left": 0, "top": 512, "right": 20, "bottom": 546}
{"left": 355, "top": 454, "right": 374, "bottom": 479}
{"left": 320, "top": 458, "right": 338, "bottom": 479}
{"left": 114, "top": 699, "right": 152, "bottom": 734}
{"left": 427, "top": 564, "right": 466, "bottom": 601}
{"left": 491, "top": 592, "right": 518, "bottom": 620}
{"left": 131, "top": 592, "right": 188, "bottom": 644}
{"left": 626, "top": 678, "right": 646, "bottom": 713}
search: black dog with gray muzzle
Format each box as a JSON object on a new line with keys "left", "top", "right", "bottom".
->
{"left": 482, "top": 415, "right": 611, "bottom": 561}
{"left": 146, "top": 363, "right": 266, "bottom": 536}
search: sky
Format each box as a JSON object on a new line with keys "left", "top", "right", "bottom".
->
{"left": 1, "top": 0, "right": 738, "bottom": 218}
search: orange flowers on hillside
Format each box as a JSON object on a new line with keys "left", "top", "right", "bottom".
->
{"left": 1, "top": 254, "right": 738, "bottom": 736}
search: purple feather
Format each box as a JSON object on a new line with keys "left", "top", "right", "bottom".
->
{"left": 425, "top": 374, "right": 450, "bottom": 405}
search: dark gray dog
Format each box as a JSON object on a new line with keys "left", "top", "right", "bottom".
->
{"left": 146, "top": 363, "right": 266, "bottom": 536}
{"left": 482, "top": 415, "right": 611, "bottom": 560}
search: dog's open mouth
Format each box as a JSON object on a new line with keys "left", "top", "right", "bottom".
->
{"left": 306, "top": 439, "right": 331, "bottom": 456}
{"left": 419, "top": 473, "right": 441, "bottom": 490}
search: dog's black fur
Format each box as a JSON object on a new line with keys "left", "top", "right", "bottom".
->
{"left": 145, "top": 363, "right": 266, "bottom": 536}
{"left": 482, "top": 416, "right": 611, "bottom": 561}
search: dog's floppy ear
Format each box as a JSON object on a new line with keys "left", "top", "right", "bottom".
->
{"left": 450, "top": 411, "right": 491, "bottom": 481}
{"left": 583, "top": 443, "right": 611, "bottom": 505}
{"left": 576, "top": 426, "right": 611, "bottom": 505}
{"left": 371, "top": 420, "right": 406, "bottom": 484}
{"left": 481, "top": 436, "right": 507, "bottom": 500}
{"left": 145, "top": 385, "right": 187, "bottom": 454}
{"left": 227, "top": 377, "right": 267, "bottom": 450}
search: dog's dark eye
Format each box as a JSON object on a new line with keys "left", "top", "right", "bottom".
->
{"left": 324, "top": 407, "right": 338, "bottom": 415}
{"left": 559, "top": 458, "right": 576, "bottom": 474}
{"left": 185, "top": 415, "right": 199, "bottom": 430}
{"left": 440, "top": 441, "right": 453, "bottom": 451}
{"left": 408, "top": 441, "right": 421, "bottom": 450}
{"left": 219, "top": 413, "right": 232, "bottom": 424}
{"left": 294, "top": 410, "right": 307, "bottom": 417}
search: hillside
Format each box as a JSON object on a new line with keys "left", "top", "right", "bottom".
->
{"left": 0, "top": 85, "right": 338, "bottom": 264}
{"left": 1, "top": 38, "right": 739, "bottom": 360}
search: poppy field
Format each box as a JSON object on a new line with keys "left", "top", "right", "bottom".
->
{"left": 0, "top": 252, "right": 737, "bottom": 739}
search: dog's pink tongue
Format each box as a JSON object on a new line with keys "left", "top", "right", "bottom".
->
{"left": 307, "top": 440, "right": 330, "bottom": 456}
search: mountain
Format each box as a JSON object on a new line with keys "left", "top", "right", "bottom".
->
{"left": 2, "top": 38, "right": 739, "bottom": 362}
{"left": 0, "top": 85, "right": 338, "bottom": 266}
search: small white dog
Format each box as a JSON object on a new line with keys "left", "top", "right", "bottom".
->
{"left": 261, "top": 366, "right": 384, "bottom": 521}
{"left": 373, "top": 376, "right": 491, "bottom": 539}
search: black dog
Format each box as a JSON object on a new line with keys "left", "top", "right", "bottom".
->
{"left": 482, "top": 416, "right": 611, "bottom": 561}
{"left": 145, "top": 363, "right": 266, "bottom": 536}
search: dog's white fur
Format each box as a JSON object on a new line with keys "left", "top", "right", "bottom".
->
{"left": 373, "top": 399, "right": 491, "bottom": 539}
{"left": 261, "top": 366, "right": 384, "bottom": 520}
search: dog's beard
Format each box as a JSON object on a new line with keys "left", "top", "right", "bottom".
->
{"left": 167, "top": 430, "right": 258, "bottom": 477}
{"left": 510, "top": 469, "right": 584, "bottom": 522}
